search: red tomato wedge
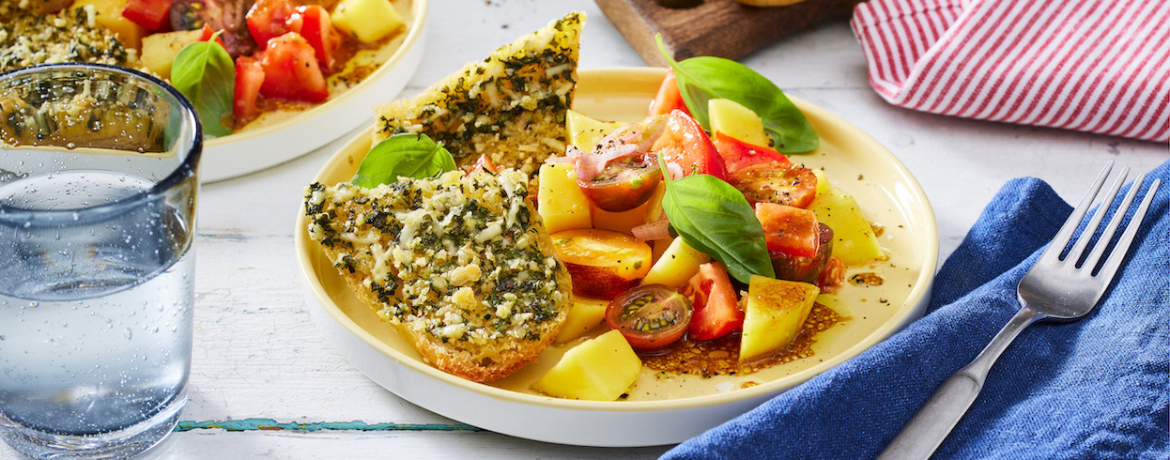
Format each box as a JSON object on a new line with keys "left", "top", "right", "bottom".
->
{"left": 233, "top": 55, "right": 265, "bottom": 125}
{"left": 648, "top": 69, "right": 690, "bottom": 117}
{"left": 728, "top": 162, "right": 818, "bottom": 208}
{"left": 122, "top": 0, "right": 174, "bottom": 30}
{"left": 246, "top": 0, "right": 297, "bottom": 48}
{"left": 469, "top": 154, "right": 499, "bottom": 174}
{"left": 259, "top": 32, "right": 329, "bottom": 102}
{"left": 198, "top": 24, "right": 228, "bottom": 49}
{"left": 651, "top": 110, "right": 728, "bottom": 181}
{"left": 711, "top": 131, "right": 791, "bottom": 173}
{"left": 755, "top": 202, "right": 820, "bottom": 258}
{"left": 685, "top": 262, "right": 742, "bottom": 341}
{"left": 293, "top": 5, "right": 340, "bottom": 69}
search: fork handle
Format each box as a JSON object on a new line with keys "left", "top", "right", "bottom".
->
{"left": 876, "top": 307, "right": 1044, "bottom": 460}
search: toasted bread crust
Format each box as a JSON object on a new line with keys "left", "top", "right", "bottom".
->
{"left": 372, "top": 11, "right": 584, "bottom": 176}
{"left": 305, "top": 170, "right": 573, "bottom": 382}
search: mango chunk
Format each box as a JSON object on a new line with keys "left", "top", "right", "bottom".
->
{"left": 807, "top": 178, "right": 883, "bottom": 266}
{"left": 139, "top": 30, "right": 203, "bottom": 79}
{"left": 70, "top": 0, "right": 148, "bottom": 50}
{"left": 640, "top": 237, "right": 711, "bottom": 289}
{"left": 533, "top": 330, "right": 641, "bottom": 401}
{"left": 811, "top": 168, "right": 832, "bottom": 197}
{"left": 331, "top": 0, "right": 405, "bottom": 43}
{"left": 708, "top": 98, "right": 769, "bottom": 147}
{"left": 740, "top": 276, "right": 820, "bottom": 363}
{"left": 538, "top": 163, "right": 592, "bottom": 234}
{"left": 566, "top": 109, "right": 622, "bottom": 151}
{"left": 554, "top": 296, "right": 609, "bottom": 343}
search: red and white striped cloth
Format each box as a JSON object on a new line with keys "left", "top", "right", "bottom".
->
{"left": 850, "top": 0, "right": 1169, "bottom": 143}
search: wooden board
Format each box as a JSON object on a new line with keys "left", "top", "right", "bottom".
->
{"left": 595, "top": 0, "right": 862, "bottom": 65}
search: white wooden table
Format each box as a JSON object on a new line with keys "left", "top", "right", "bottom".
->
{"left": 5, "top": 1, "right": 1164, "bottom": 458}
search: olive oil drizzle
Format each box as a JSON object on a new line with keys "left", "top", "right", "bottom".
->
{"left": 639, "top": 302, "right": 847, "bottom": 378}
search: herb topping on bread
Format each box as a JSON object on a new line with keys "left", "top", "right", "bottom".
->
{"left": 372, "top": 11, "right": 584, "bottom": 176}
{"left": 305, "top": 169, "right": 573, "bottom": 382}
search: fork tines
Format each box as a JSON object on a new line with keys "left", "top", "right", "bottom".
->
{"left": 1046, "top": 161, "right": 1161, "bottom": 278}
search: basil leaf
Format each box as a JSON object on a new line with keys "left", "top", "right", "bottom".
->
{"left": 658, "top": 156, "right": 774, "bottom": 283}
{"left": 656, "top": 35, "right": 819, "bottom": 154}
{"left": 171, "top": 38, "right": 235, "bottom": 138}
{"left": 351, "top": 133, "right": 458, "bottom": 187}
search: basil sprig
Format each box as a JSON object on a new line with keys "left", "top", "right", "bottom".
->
{"left": 658, "top": 156, "right": 774, "bottom": 284}
{"left": 351, "top": 133, "right": 458, "bottom": 187}
{"left": 171, "top": 36, "right": 235, "bottom": 138}
{"left": 656, "top": 35, "right": 819, "bottom": 154}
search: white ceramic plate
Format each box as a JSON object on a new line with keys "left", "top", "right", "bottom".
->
{"left": 199, "top": 0, "right": 427, "bottom": 183}
{"left": 294, "top": 68, "right": 939, "bottom": 447}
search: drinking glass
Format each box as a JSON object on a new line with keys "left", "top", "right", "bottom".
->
{"left": 0, "top": 63, "right": 201, "bottom": 459}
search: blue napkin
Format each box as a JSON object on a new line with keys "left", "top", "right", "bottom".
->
{"left": 662, "top": 160, "right": 1169, "bottom": 460}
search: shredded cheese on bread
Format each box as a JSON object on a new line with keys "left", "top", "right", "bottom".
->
{"left": 305, "top": 170, "right": 573, "bottom": 382}
{"left": 372, "top": 11, "right": 584, "bottom": 176}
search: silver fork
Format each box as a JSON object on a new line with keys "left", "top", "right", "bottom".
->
{"left": 876, "top": 162, "right": 1162, "bottom": 460}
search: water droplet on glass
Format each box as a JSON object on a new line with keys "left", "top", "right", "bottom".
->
{"left": 124, "top": 327, "right": 133, "bottom": 340}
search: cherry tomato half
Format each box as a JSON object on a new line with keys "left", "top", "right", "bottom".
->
{"left": 578, "top": 155, "right": 662, "bottom": 212}
{"left": 728, "top": 162, "right": 818, "bottom": 208}
{"left": 771, "top": 222, "right": 834, "bottom": 284}
{"left": 605, "top": 284, "right": 692, "bottom": 351}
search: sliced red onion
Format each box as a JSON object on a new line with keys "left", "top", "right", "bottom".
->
{"left": 632, "top": 218, "right": 671, "bottom": 241}
{"left": 575, "top": 143, "right": 642, "bottom": 182}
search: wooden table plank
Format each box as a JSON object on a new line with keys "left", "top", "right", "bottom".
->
{"left": 595, "top": 0, "right": 862, "bottom": 65}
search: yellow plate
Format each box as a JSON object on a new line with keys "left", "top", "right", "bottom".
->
{"left": 200, "top": 0, "right": 427, "bottom": 182}
{"left": 294, "top": 67, "right": 938, "bottom": 446}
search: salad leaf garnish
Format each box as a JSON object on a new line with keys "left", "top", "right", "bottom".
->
{"left": 351, "top": 133, "right": 458, "bottom": 187}
{"left": 657, "top": 156, "right": 775, "bottom": 284}
{"left": 171, "top": 35, "right": 235, "bottom": 138}
{"left": 656, "top": 35, "right": 819, "bottom": 154}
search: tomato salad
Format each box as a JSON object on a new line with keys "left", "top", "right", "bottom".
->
{"left": 546, "top": 71, "right": 853, "bottom": 349}
{"left": 33, "top": 0, "right": 407, "bottom": 137}
{"left": 529, "top": 53, "right": 888, "bottom": 395}
{"left": 341, "top": 45, "right": 887, "bottom": 400}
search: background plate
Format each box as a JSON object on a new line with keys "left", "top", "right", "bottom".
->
{"left": 200, "top": 0, "right": 427, "bottom": 183}
{"left": 294, "top": 67, "right": 939, "bottom": 446}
